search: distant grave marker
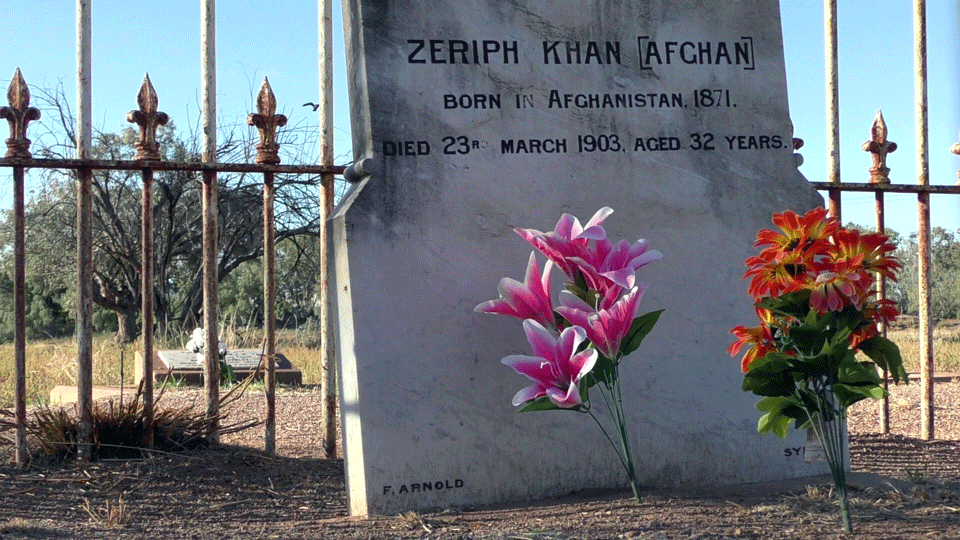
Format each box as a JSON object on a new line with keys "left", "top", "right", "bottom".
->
{"left": 335, "top": 0, "right": 824, "bottom": 515}
{"left": 135, "top": 350, "right": 302, "bottom": 385}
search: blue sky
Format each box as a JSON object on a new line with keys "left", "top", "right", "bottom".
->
{"left": 1, "top": 0, "right": 958, "bottom": 235}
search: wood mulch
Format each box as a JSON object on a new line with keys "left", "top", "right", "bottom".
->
{"left": 2, "top": 381, "right": 960, "bottom": 539}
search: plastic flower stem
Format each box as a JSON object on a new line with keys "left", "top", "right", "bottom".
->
{"left": 610, "top": 367, "right": 641, "bottom": 502}
{"left": 801, "top": 379, "right": 852, "bottom": 533}
{"left": 586, "top": 408, "right": 630, "bottom": 475}
{"left": 591, "top": 363, "right": 641, "bottom": 502}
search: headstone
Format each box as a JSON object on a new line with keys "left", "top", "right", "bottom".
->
{"left": 335, "top": 0, "right": 825, "bottom": 515}
{"left": 135, "top": 349, "right": 302, "bottom": 385}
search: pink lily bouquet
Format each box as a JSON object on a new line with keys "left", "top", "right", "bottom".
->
{"left": 475, "top": 208, "right": 663, "bottom": 501}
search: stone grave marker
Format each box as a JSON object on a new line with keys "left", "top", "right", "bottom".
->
{"left": 136, "top": 349, "right": 302, "bottom": 385}
{"left": 335, "top": 0, "right": 825, "bottom": 516}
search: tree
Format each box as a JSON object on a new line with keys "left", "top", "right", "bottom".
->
{"left": 890, "top": 227, "right": 960, "bottom": 320}
{"left": 0, "top": 83, "right": 325, "bottom": 342}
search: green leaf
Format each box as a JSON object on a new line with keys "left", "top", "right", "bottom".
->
{"left": 620, "top": 309, "right": 664, "bottom": 357}
{"left": 834, "top": 382, "right": 886, "bottom": 406}
{"left": 517, "top": 395, "right": 589, "bottom": 413}
{"left": 573, "top": 271, "right": 589, "bottom": 295}
{"left": 579, "top": 374, "right": 594, "bottom": 402}
{"left": 586, "top": 353, "right": 615, "bottom": 389}
{"left": 517, "top": 397, "right": 561, "bottom": 413}
{"left": 742, "top": 353, "right": 801, "bottom": 397}
{"left": 757, "top": 289, "right": 812, "bottom": 320}
{"left": 837, "top": 360, "right": 883, "bottom": 386}
{"left": 857, "top": 336, "right": 908, "bottom": 384}
{"left": 756, "top": 396, "right": 797, "bottom": 438}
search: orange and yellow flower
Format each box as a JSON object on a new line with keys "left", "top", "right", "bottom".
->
{"left": 730, "top": 207, "right": 901, "bottom": 370}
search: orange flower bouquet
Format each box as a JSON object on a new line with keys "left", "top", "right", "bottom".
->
{"left": 729, "top": 207, "right": 907, "bottom": 533}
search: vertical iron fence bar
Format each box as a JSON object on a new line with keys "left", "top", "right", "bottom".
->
{"left": 825, "top": 0, "right": 841, "bottom": 221}
{"left": 263, "top": 171, "right": 276, "bottom": 453}
{"left": 13, "top": 163, "right": 26, "bottom": 463}
{"left": 201, "top": 0, "right": 220, "bottom": 445}
{"left": 76, "top": 0, "right": 94, "bottom": 460}
{"left": 202, "top": 168, "right": 219, "bottom": 443}
{"left": 1, "top": 68, "right": 39, "bottom": 465}
{"left": 128, "top": 73, "right": 168, "bottom": 450}
{"left": 862, "top": 109, "right": 896, "bottom": 434}
{"left": 319, "top": 0, "right": 338, "bottom": 459}
{"left": 142, "top": 168, "right": 156, "bottom": 411}
{"left": 247, "top": 77, "right": 286, "bottom": 455}
{"left": 914, "top": 0, "right": 934, "bottom": 440}
{"left": 141, "top": 167, "right": 155, "bottom": 448}
{"left": 875, "top": 191, "right": 890, "bottom": 433}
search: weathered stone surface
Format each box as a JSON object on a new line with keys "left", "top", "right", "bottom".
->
{"left": 335, "top": 0, "right": 823, "bottom": 515}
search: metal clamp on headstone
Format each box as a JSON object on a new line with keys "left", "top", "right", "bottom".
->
{"left": 343, "top": 157, "right": 374, "bottom": 183}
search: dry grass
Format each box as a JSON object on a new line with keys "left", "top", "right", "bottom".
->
{"left": 1, "top": 379, "right": 261, "bottom": 460}
{"left": 81, "top": 496, "right": 131, "bottom": 528}
{"left": 886, "top": 318, "right": 960, "bottom": 373}
{"left": 0, "top": 327, "right": 324, "bottom": 408}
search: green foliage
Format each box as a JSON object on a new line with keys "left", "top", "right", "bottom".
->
{"left": 219, "top": 360, "right": 237, "bottom": 387}
{"left": 743, "top": 302, "right": 906, "bottom": 439}
{"left": 0, "top": 271, "right": 71, "bottom": 340}
{"left": 620, "top": 309, "right": 664, "bottom": 357}
{"left": 885, "top": 227, "right": 960, "bottom": 319}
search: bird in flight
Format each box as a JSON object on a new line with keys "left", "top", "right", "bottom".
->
{"left": 303, "top": 102, "right": 320, "bottom": 111}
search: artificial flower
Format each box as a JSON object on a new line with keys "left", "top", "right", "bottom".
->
{"left": 515, "top": 207, "right": 613, "bottom": 280}
{"left": 501, "top": 320, "right": 598, "bottom": 408}
{"left": 556, "top": 285, "right": 647, "bottom": 360}
{"left": 474, "top": 252, "right": 556, "bottom": 328}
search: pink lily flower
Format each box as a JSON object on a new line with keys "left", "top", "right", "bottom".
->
{"left": 501, "top": 320, "right": 598, "bottom": 408}
{"left": 555, "top": 285, "right": 647, "bottom": 360}
{"left": 515, "top": 207, "right": 613, "bottom": 280}
{"left": 570, "top": 238, "right": 663, "bottom": 293}
{"left": 474, "top": 252, "right": 556, "bottom": 329}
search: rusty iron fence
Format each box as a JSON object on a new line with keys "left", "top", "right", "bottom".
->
{"left": 810, "top": 0, "right": 960, "bottom": 441}
{"left": 804, "top": 113, "right": 960, "bottom": 441}
{"left": 0, "top": 0, "right": 345, "bottom": 467}
{"left": 0, "top": 68, "right": 346, "bottom": 464}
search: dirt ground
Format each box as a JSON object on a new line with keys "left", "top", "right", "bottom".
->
{"left": 3, "top": 381, "right": 960, "bottom": 539}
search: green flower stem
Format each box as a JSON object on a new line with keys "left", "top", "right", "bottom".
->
{"left": 610, "top": 371, "right": 641, "bottom": 502}
{"left": 586, "top": 409, "right": 631, "bottom": 477}
{"left": 588, "top": 364, "right": 641, "bottom": 502}
{"left": 800, "top": 379, "right": 852, "bottom": 534}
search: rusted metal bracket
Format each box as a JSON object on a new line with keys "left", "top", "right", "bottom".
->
{"left": 791, "top": 137, "right": 804, "bottom": 168}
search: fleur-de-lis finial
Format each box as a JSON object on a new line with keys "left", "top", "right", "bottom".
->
{"left": 0, "top": 68, "right": 41, "bottom": 158}
{"left": 126, "top": 73, "right": 169, "bottom": 161}
{"left": 861, "top": 109, "right": 897, "bottom": 184}
{"left": 246, "top": 77, "right": 288, "bottom": 165}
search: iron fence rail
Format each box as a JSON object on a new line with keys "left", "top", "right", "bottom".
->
{"left": 811, "top": 182, "right": 960, "bottom": 194}
{"left": 0, "top": 157, "right": 345, "bottom": 175}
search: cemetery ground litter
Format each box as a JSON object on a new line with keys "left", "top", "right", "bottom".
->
{"left": 3, "top": 382, "right": 960, "bottom": 539}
